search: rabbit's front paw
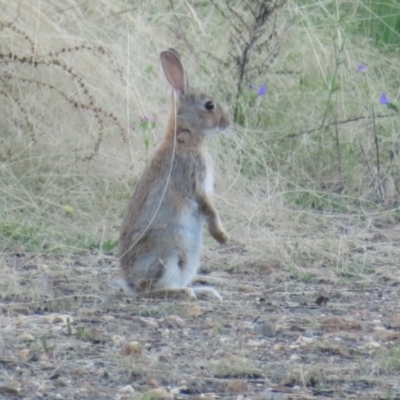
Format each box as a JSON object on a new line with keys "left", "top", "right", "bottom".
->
{"left": 208, "top": 215, "right": 229, "bottom": 244}
{"left": 213, "top": 229, "right": 229, "bottom": 244}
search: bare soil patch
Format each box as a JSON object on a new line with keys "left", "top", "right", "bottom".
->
{"left": 1, "top": 238, "right": 400, "bottom": 400}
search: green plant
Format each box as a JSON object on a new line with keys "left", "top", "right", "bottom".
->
{"left": 40, "top": 335, "right": 50, "bottom": 352}
{"left": 75, "top": 326, "right": 97, "bottom": 342}
{"left": 377, "top": 346, "right": 400, "bottom": 373}
{"left": 356, "top": 0, "right": 400, "bottom": 47}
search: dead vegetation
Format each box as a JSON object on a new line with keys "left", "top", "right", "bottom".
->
{"left": 1, "top": 0, "right": 400, "bottom": 399}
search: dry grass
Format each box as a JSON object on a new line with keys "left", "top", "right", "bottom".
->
{"left": 1, "top": 0, "right": 400, "bottom": 398}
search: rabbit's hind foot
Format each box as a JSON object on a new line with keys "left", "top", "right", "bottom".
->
{"left": 136, "top": 287, "right": 197, "bottom": 301}
{"left": 191, "top": 286, "right": 223, "bottom": 301}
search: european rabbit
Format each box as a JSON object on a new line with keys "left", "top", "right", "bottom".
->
{"left": 118, "top": 48, "right": 229, "bottom": 300}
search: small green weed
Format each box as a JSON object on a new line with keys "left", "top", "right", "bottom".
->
{"left": 377, "top": 346, "right": 400, "bottom": 373}
{"left": 75, "top": 326, "right": 96, "bottom": 342}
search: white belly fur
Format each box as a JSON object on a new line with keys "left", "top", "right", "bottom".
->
{"left": 156, "top": 201, "right": 203, "bottom": 289}
{"left": 203, "top": 151, "right": 214, "bottom": 195}
{"left": 154, "top": 152, "right": 213, "bottom": 290}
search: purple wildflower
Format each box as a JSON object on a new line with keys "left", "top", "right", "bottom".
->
{"left": 357, "top": 64, "right": 367, "bottom": 73}
{"left": 257, "top": 84, "right": 267, "bottom": 96}
{"left": 140, "top": 115, "right": 149, "bottom": 122}
{"left": 380, "top": 93, "right": 390, "bottom": 105}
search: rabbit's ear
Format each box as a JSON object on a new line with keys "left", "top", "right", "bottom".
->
{"left": 160, "top": 49, "right": 188, "bottom": 96}
{"left": 166, "top": 48, "right": 181, "bottom": 60}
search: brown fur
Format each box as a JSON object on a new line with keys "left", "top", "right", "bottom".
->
{"left": 118, "top": 48, "right": 229, "bottom": 299}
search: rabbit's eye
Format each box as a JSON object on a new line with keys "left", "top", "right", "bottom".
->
{"left": 205, "top": 101, "right": 215, "bottom": 111}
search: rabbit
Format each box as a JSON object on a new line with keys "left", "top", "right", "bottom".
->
{"left": 118, "top": 48, "right": 229, "bottom": 300}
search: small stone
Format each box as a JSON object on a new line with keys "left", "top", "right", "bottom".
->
{"left": 373, "top": 329, "right": 400, "bottom": 341}
{"left": 260, "top": 390, "right": 289, "bottom": 400}
{"left": 321, "top": 316, "right": 362, "bottom": 332}
{"left": 253, "top": 321, "right": 276, "bottom": 337}
{"left": 389, "top": 315, "right": 400, "bottom": 329}
{"left": 18, "top": 333, "right": 35, "bottom": 342}
{"left": 112, "top": 335, "right": 125, "bottom": 346}
{"left": 138, "top": 317, "right": 159, "bottom": 328}
{"left": 315, "top": 292, "right": 330, "bottom": 306}
{"left": 147, "top": 378, "right": 159, "bottom": 387}
{"left": 120, "top": 342, "right": 143, "bottom": 357}
{"left": 247, "top": 339, "right": 265, "bottom": 347}
{"left": 54, "top": 377, "right": 69, "bottom": 387}
{"left": 159, "top": 355, "right": 169, "bottom": 363}
{"left": 48, "top": 315, "right": 73, "bottom": 325}
{"left": 97, "top": 368, "right": 109, "bottom": 379}
{"left": 238, "top": 285, "right": 254, "bottom": 293}
{"left": 145, "top": 388, "right": 174, "bottom": 399}
{"left": 226, "top": 379, "right": 247, "bottom": 393}
{"left": 367, "top": 340, "right": 381, "bottom": 348}
{"left": 296, "top": 336, "right": 315, "bottom": 346}
{"left": 19, "top": 349, "right": 30, "bottom": 359}
{"left": 186, "top": 304, "right": 202, "bottom": 317}
{"left": 16, "top": 367, "right": 31, "bottom": 377}
{"left": 120, "top": 384, "right": 135, "bottom": 394}
{"left": 162, "top": 329, "right": 170, "bottom": 337}
{"left": 72, "top": 366, "right": 89, "bottom": 376}
{"left": 170, "top": 387, "right": 185, "bottom": 395}
{"left": 0, "top": 380, "right": 21, "bottom": 396}
{"left": 78, "top": 308, "right": 97, "bottom": 318}
{"left": 372, "top": 232, "right": 389, "bottom": 242}
{"left": 9, "top": 306, "right": 31, "bottom": 315}
{"left": 165, "top": 315, "right": 185, "bottom": 327}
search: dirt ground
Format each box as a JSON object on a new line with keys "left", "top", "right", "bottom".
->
{"left": 1, "top": 231, "right": 400, "bottom": 400}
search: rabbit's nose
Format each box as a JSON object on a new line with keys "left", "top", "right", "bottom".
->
{"left": 219, "top": 115, "right": 230, "bottom": 130}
